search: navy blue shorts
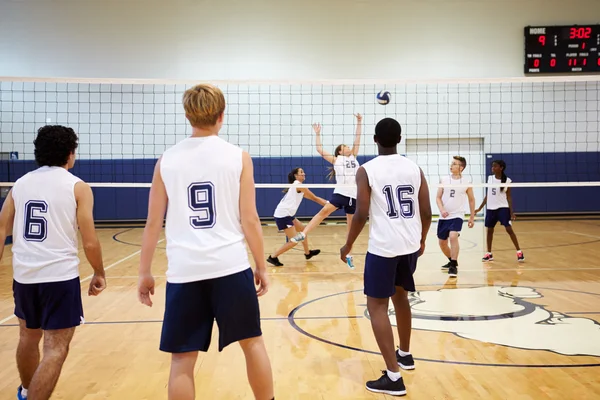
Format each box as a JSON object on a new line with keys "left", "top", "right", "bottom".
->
{"left": 13, "top": 277, "right": 83, "bottom": 330}
{"left": 274, "top": 216, "right": 295, "bottom": 231}
{"left": 485, "top": 208, "right": 511, "bottom": 228}
{"left": 329, "top": 193, "right": 356, "bottom": 215}
{"left": 364, "top": 251, "right": 420, "bottom": 298}
{"left": 437, "top": 218, "right": 464, "bottom": 240}
{"left": 160, "top": 268, "right": 262, "bottom": 353}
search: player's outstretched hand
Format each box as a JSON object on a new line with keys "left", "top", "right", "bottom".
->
{"left": 340, "top": 244, "right": 352, "bottom": 263}
{"left": 354, "top": 113, "right": 362, "bottom": 121}
{"left": 312, "top": 123, "right": 321, "bottom": 135}
{"left": 254, "top": 268, "right": 269, "bottom": 297}
{"left": 138, "top": 274, "right": 155, "bottom": 307}
{"left": 88, "top": 273, "right": 106, "bottom": 296}
{"left": 468, "top": 217, "right": 475, "bottom": 228}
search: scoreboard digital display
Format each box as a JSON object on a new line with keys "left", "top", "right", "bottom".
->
{"left": 524, "top": 24, "right": 600, "bottom": 74}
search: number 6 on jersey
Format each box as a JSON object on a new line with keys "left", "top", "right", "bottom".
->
{"left": 188, "top": 182, "right": 216, "bottom": 229}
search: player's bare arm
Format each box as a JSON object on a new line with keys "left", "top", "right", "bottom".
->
{"left": 436, "top": 184, "right": 448, "bottom": 218}
{"left": 418, "top": 168, "right": 433, "bottom": 255}
{"left": 138, "top": 157, "right": 167, "bottom": 306}
{"left": 506, "top": 187, "right": 516, "bottom": 220}
{"left": 466, "top": 187, "right": 476, "bottom": 228}
{"left": 299, "top": 187, "right": 328, "bottom": 206}
{"left": 475, "top": 195, "right": 487, "bottom": 213}
{"left": 351, "top": 113, "right": 363, "bottom": 156}
{"left": 75, "top": 181, "right": 106, "bottom": 296}
{"left": 240, "top": 151, "right": 269, "bottom": 297}
{"left": 0, "top": 189, "right": 15, "bottom": 261}
{"left": 340, "top": 166, "right": 370, "bottom": 261}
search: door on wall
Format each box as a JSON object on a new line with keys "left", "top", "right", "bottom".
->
{"left": 404, "top": 138, "right": 485, "bottom": 217}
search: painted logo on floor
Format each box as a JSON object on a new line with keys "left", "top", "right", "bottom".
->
{"left": 364, "top": 286, "right": 600, "bottom": 357}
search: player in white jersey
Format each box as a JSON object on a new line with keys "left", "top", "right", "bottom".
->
{"left": 137, "top": 84, "right": 274, "bottom": 400}
{"left": 291, "top": 113, "right": 362, "bottom": 268}
{"left": 266, "top": 167, "right": 326, "bottom": 267}
{"left": 340, "top": 118, "right": 432, "bottom": 396}
{"left": 0, "top": 125, "right": 106, "bottom": 400}
{"left": 436, "top": 156, "right": 476, "bottom": 278}
{"left": 475, "top": 159, "right": 524, "bottom": 262}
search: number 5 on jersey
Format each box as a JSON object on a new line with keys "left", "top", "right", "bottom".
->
{"left": 383, "top": 185, "right": 415, "bottom": 219}
{"left": 188, "top": 182, "right": 216, "bottom": 229}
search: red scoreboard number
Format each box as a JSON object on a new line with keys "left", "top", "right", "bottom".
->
{"left": 570, "top": 27, "right": 592, "bottom": 39}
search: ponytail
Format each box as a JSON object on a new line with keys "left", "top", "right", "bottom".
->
{"left": 492, "top": 160, "right": 508, "bottom": 192}
{"left": 283, "top": 167, "right": 301, "bottom": 193}
{"left": 327, "top": 144, "right": 344, "bottom": 181}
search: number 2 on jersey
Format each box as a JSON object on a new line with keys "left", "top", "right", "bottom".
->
{"left": 188, "top": 182, "right": 216, "bottom": 229}
{"left": 382, "top": 185, "right": 415, "bottom": 219}
{"left": 23, "top": 200, "right": 48, "bottom": 242}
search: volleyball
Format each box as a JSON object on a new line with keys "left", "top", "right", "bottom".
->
{"left": 376, "top": 90, "right": 391, "bottom": 105}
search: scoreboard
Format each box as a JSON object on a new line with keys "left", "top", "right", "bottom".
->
{"left": 524, "top": 25, "right": 600, "bottom": 74}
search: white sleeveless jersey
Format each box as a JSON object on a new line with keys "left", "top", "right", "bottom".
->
{"left": 362, "top": 154, "right": 423, "bottom": 257}
{"left": 439, "top": 175, "right": 472, "bottom": 220}
{"left": 273, "top": 180, "right": 304, "bottom": 218}
{"left": 160, "top": 136, "right": 250, "bottom": 283}
{"left": 11, "top": 166, "right": 82, "bottom": 284}
{"left": 333, "top": 155, "right": 359, "bottom": 199}
{"left": 486, "top": 175, "right": 512, "bottom": 210}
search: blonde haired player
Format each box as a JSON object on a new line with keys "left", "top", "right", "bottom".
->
{"left": 436, "top": 156, "right": 476, "bottom": 278}
{"left": 137, "top": 84, "right": 274, "bottom": 400}
{"left": 291, "top": 113, "right": 362, "bottom": 269}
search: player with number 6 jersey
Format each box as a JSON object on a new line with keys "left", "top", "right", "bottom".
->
{"left": 137, "top": 84, "right": 274, "bottom": 400}
{"left": 0, "top": 125, "right": 106, "bottom": 400}
{"left": 340, "top": 118, "right": 432, "bottom": 396}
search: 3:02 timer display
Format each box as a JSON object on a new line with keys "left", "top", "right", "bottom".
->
{"left": 524, "top": 25, "right": 600, "bottom": 74}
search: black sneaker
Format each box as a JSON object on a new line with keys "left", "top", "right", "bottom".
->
{"left": 305, "top": 249, "right": 321, "bottom": 260}
{"left": 448, "top": 265, "right": 457, "bottom": 278}
{"left": 267, "top": 256, "right": 283, "bottom": 267}
{"left": 441, "top": 260, "right": 452, "bottom": 270}
{"left": 365, "top": 371, "right": 407, "bottom": 396}
{"left": 396, "top": 350, "right": 415, "bottom": 370}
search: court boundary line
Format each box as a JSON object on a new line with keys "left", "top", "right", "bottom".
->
{"left": 0, "top": 240, "right": 163, "bottom": 326}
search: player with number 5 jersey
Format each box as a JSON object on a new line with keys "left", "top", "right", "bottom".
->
{"left": 137, "top": 84, "right": 274, "bottom": 400}
{"left": 340, "top": 118, "right": 432, "bottom": 396}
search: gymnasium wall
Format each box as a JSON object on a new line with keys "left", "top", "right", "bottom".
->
{"left": 1, "top": 0, "right": 600, "bottom": 219}
{"left": 1, "top": 0, "right": 599, "bottom": 80}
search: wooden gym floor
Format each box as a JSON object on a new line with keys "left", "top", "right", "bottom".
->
{"left": 1, "top": 218, "right": 600, "bottom": 399}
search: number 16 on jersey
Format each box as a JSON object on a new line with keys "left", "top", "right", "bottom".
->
{"left": 383, "top": 185, "right": 415, "bottom": 219}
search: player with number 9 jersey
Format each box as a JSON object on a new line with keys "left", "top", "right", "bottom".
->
{"left": 137, "top": 84, "right": 273, "bottom": 400}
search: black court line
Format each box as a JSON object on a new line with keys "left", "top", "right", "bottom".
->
{"left": 0, "top": 315, "right": 362, "bottom": 328}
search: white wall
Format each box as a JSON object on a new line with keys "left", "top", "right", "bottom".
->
{"left": 1, "top": 0, "right": 599, "bottom": 80}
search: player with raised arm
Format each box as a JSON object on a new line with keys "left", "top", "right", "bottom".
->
{"left": 0, "top": 125, "right": 106, "bottom": 400}
{"left": 266, "top": 167, "right": 327, "bottom": 267}
{"left": 137, "top": 84, "right": 274, "bottom": 400}
{"left": 291, "top": 113, "right": 362, "bottom": 269}
{"left": 436, "top": 156, "right": 476, "bottom": 278}
{"left": 475, "top": 159, "right": 524, "bottom": 262}
{"left": 340, "top": 118, "right": 432, "bottom": 396}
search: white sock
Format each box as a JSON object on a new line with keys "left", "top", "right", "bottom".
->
{"left": 397, "top": 349, "right": 411, "bottom": 357}
{"left": 387, "top": 369, "right": 401, "bottom": 381}
{"left": 21, "top": 387, "right": 28, "bottom": 397}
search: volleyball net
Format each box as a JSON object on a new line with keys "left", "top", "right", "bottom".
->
{"left": 1, "top": 76, "right": 599, "bottom": 221}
